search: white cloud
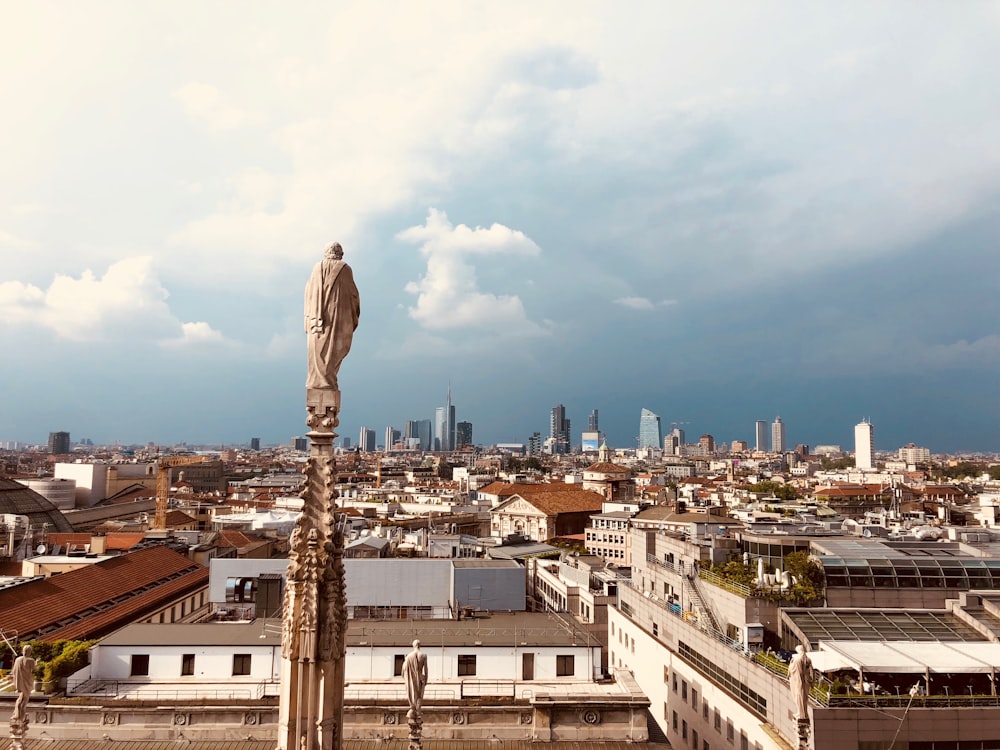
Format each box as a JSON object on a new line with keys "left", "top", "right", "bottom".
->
{"left": 173, "top": 82, "right": 254, "bottom": 131}
{"left": 160, "top": 321, "right": 227, "bottom": 349}
{"left": 0, "top": 257, "right": 230, "bottom": 346}
{"left": 614, "top": 296, "right": 678, "bottom": 311}
{"left": 399, "top": 208, "right": 544, "bottom": 334}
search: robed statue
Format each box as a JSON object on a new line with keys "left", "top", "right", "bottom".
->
{"left": 788, "top": 645, "right": 814, "bottom": 721}
{"left": 304, "top": 242, "right": 360, "bottom": 392}
{"left": 404, "top": 639, "right": 428, "bottom": 713}
{"left": 12, "top": 644, "right": 36, "bottom": 724}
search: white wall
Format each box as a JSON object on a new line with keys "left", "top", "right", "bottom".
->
{"left": 92, "top": 644, "right": 279, "bottom": 682}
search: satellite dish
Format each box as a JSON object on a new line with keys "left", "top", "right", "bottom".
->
{"left": 36, "top": 544, "right": 47, "bottom": 555}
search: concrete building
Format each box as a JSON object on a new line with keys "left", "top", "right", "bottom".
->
{"left": 490, "top": 488, "right": 604, "bottom": 541}
{"left": 405, "top": 419, "right": 432, "bottom": 450}
{"left": 855, "top": 419, "right": 875, "bottom": 470}
{"left": 15, "top": 477, "right": 77, "bottom": 510}
{"left": 770, "top": 417, "right": 785, "bottom": 454}
{"left": 456, "top": 421, "right": 473, "bottom": 448}
{"left": 207, "top": 557, "right": 526, "bottom": 621}
{"left": 48, "top": 431, "right": 71, "bottom": 454}
{"left": 358, "top": 427, "right": 376, "bottom": 452}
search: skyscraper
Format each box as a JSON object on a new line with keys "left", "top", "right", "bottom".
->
{"left": 359, "top": 427, "right": 376, "bottom": 452}
{"left": 528, "top": 432, "right": 541, "bottom": 456}
{"left": 48, "top": 431, "right": 70, "bottom": 454}
{"left": 456, "top": 421, "right": 472, "bottom": 448}
{"left": 638, "top": 408, "right": 662, "bottom": 450}
{"left": 250, "top": 437, "right": 261, "bottom": 451}
{"left": 771, "top": 417, "right": 786, "bottom": 454}
{"left": 384, "top": 426, "right": 400, "bottom": 452}
{"left": 855, "top": 419, "right": 874, "bottom": 470}
{"left": 550, "top": 404, "right": 570, "bottom": 454}
{"left": 405, "top": 419, "right": 432, "bottom": 451}
{"left": 755, "top": 421, "right": 768, "bottom": 452}
{"left": 588, "top": 409, "right": 599, "bottom": 432}
{"left": 434, "top": 385, "right": 456, "bottom": 451}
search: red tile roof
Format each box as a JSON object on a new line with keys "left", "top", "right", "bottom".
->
{"left": 479, "top": 481, "right": 579, "bottom": 497}
{"left": 503, "top": 489, "right": 605, "bottom": 515}
{"left": 0, "top": 546, "right": 207, "bottom": 642}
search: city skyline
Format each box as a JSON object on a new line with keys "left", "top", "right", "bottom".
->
{"left": 1, "top": 5, "right": 998, "bottom": 454}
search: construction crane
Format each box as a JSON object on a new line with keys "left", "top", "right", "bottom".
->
{"left": 155, "top": 456, "right": 211, "bottom": 530}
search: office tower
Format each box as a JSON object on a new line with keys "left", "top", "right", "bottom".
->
{"left": 359, "top": 427, "right": 376, "bottom": 452}
{"left": 434, "top": 385, "right": 456, "bottom": 451}
{"left": 855, "top": 419, "right": 875, "bottom": 470}
{"left": 341, "top": 437, "right": 352, "bottom": 449}
{"left": 664, "top": 434, "right": 679, "bottom": 455}
{"left": 588, "top": 409, "right": 599, "bottom": 432}
{"left": 771, "top": 417, "right": 786, "bottom": 454}
{"left": 405, "top": 419, "right": 432, "bottom": 450}
{"left": 250, "top": 437, "right": 261, "bottom": 451}
{"left": 755, "top": 421, "right": 768, "bottom": 452}
{"left": 528, "top": 432, "right": 541, "bottom": 456}
{"left": 550, "top": 404, "right": 570, "bottom": 454}
{"left": 292, "top": 436, "right": 308, "bottom": 452}
{"left": 638, "top": 409, "right": 662, "bottom": 450}
{"left": 699, "top": 434, "right": 715, "bottom": 454}
{"left": 48, "top": 431, "right": 70, "bottom": 454}
{"left": 384, "top": 426, "right": 400, "bottom": 452}
{"left": 456, "top": 421, "right": 472, "bottom": 448}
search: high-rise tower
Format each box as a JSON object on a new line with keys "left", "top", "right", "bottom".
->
{"left": 755, "top": 420, "right": 768, "bottom": 452}
{"left": 588, "top": 409, "right": 599, "bottom": 432}
{"left": 771, "top": 417, "right": 786, "bottom": 454}
{"left": 550, "top": 404, "right": 570, "bottom": 454}
{"left": 48, "top": 431, "right": 70, "bottom": 454}
{"left": 638, "top": 409, "right": 662, "bottom": 450}
{"left": 855, "top": 419, "right": 874, "bottom": 470}
{"left": 435, "top": 385, "right": 456, "bottom": 451}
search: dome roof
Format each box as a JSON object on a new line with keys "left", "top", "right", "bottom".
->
{"left": 0, "top": 478, "right": 74, "bottom": 532}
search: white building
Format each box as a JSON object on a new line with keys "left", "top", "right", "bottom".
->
{"left": 74, "top": 613, "right": 602, "bottom": 699}
{"left": 770, "top": 417, "right": 785, "bottom": 454}
{"left": 854, "top": 420, "right": 874, "bottom": 470}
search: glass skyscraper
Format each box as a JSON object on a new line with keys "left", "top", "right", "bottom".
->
{"left": 638, "top": 408, "right": 662, "bottom": 450}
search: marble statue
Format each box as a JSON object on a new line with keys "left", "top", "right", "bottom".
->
{"left": 304, "top": 242, "right": 360, "bottom": 393}
{"left": 403, "top": 640, "right": 428, "bottom": 713}
{"left": 11, "top": 644, "right": 35, "bottom": 724}
{"left": 788, "top": 645, "right": 814, "bottom": 721}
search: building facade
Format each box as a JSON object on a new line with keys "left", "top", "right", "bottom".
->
{"left": 638, "top": 409, "right": 662, "bottom": 451}
{"left": 855, "top": 420, "right": 874, "bottom": 470}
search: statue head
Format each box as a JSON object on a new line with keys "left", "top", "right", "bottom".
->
{"left": 325, "top": 242, "right": 344, "bottom": 261}
{"left": 795, "top": 645, "right": 805, "bottom": 655}
{"left": 412, "top": 639, "right": 421, "bottom": 650}
{"left": 22, "top": 644, "right": 32, "bottom": 658}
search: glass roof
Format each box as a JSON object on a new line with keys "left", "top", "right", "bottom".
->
{"left": 786, "top": 608, "right": 986, "bottom": 644}
{"left": 819, "top": 556, "right": 1000, "bottom": 589}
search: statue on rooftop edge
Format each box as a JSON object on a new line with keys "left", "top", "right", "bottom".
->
{"left": 11, "top": 644, "right": 35, "bottom": 726}
{"left": 404, "top": 639, "right": 428, "bottom": 713}
{"left": 788, "top": 645, "right": 814, "bottom": 722}
{"left": 304, "top": 242, "right": 360, "bottom": 394}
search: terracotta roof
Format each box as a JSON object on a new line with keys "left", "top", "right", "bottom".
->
{"left": 478, "top": 481, "right": 577, "bottom": 497}
{"left": 583, "top": 462, "right": 630, "bottom": 474}
{"left": 104, "top": 532, "right": 145, "bottom": 550}
{"left": 217, "top": 529, "right": 257, "bottom": 549}
{"left": 501, "top": 489, "right": 604, "bottom": 515}
{"left": 0, "top": 545, "right": 208, "bottom": 642}
{"left": 164, "top": 509, "right": 198, "bottom": 526}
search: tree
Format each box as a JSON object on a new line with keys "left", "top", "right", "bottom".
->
{"left": 783, "top": 551, "right": 824, "bottom": 606}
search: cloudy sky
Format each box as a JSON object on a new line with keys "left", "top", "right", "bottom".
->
{"left": 1, "top": 2, "right": 998, "bottom": 453}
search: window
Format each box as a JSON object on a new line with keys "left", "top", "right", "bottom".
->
{"left": 458, "top": 654, "right": 476, "bottom": 676}
{"left": 691, "top": 688, "right": 698, "bottom": 709}
{"left": 726, "top": 719, "right": 734, "bottom": 742}
{"left": 181, "top": 653, "right": 195, "bottom": 676}
{"left": 682, "top": 720, "right": 687, "bottom": 740}
{"left": 672, "top": 711, "right": 678, "bottom": 731}
{"left": 664, "top": 702, "right": 669, "bottom": 720}
{"left": 673, "top": 673, "right": 678, "bottom": 692}
{"left": 130, "top": 654, "right": 149, "bottom": 677}
{"left": 653, "top": 622, "right": 659, "bottom": 637}
{"left": 714, "top": 709, "right": 721, "bottom": 732}
{"left": 611, "top": 622, "right": 615, "bottom": 637}
{"left": 664, "top": 666, "right": 669, "bottom": 684}
{"left": 233, "top": 654, "right": 252, "bottom": 676}
{"left": 693, "top": 730, "right": 699, "bottom": 749}
{"left": 682, "top": 680, "right": 688, "bottom": 701}
{"left": 740, "top": 731, "right": 748, "bottom": 750}
{"left": 556, "top": 655, "right": 575, "bottom": 677}
{"left": 703, "top": 699, "right": 709, "bottom": 720}
{"left": 394, "top": 655, "right": 405, "bottom": 676}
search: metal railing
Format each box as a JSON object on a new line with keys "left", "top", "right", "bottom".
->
{"left": 698, "top": 569, "right": 754, "bottom": 598}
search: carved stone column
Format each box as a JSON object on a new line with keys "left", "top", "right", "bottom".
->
{"left": 277, "top": 388, "right": 348, "bottom": 750}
